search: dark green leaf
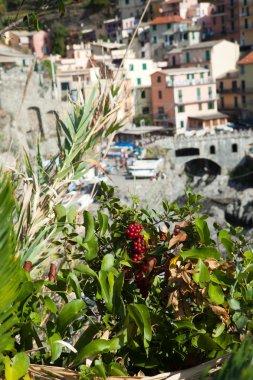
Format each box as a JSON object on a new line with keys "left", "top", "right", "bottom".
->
{"left": 57, "top": 299, "right": 85, "bottom": 335}
{"left": 180, "top": 247, "right": 220, "bottom": 261}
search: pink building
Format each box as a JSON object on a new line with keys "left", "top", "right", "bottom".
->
{"left": 159, "top": 0, "right": 198, "bottom": 19}
{"left": 4, "top": 30, "right": 51, "bottom": 58}
{"left": 151, "top": 67, "right": 227, "bottom": 134}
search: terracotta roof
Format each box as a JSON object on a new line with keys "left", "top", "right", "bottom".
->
{"left": 149, "top": 16, "right": 189, "bottom": 25}
{"left": 239, "top": 51, "right": 253, "bottom": 65}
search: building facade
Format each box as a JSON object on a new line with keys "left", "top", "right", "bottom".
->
{"left": 239, "top": 0, "right": 253, "bottom": 49}
{"left": 151, "top": 67, "right": 227, "bottom": 134}
{"left": 238, "top": 51, "right": 253, "bottom": 124}
{"left": 166, "top": 40, "right": 240, "bottom": 79}
{"left": 216, "top": 70, "right": 242, "bottom": 122}
{"left": 201, "top": 0, "right": 240, "bottom": 43}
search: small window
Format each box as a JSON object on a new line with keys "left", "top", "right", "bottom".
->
{"left": 129, "top": 64, "right": 134, "bottom": 71}
{"left": 178, "top": 105, "right": 185, "bottom": 113}
{"left": 153, "top": 36, "right": 157, "bottom": 44}
{"left": 137, "top": 78, "right": 141, "bottom": 85}
{"left": 125, "top": 0, "right": 129, "bottom": 3}
{"left": 158, "top": 90, "right": 162, "bottom": 99}
{"left": 205, "top": 50, "right": 210, "bottom": 61}
{"left": 220, "top": 81, "right": 224, "bottom": 91}
{"left": 234, "top": 96, "right": 238, "bottom": 108}
{"left": 157, "top": 75, "right": 161, "bottom": 83}
{"left": 242, "top": 95, "right": 246, "bottom": 105}
{"left": 142, "top": 107, "right": 149, "bottom": 114}
{"left": 186, "top": 51, "right": 190, "bottom": 63}
{"left": 142, "top": 63, "right": 147, "bottom": 70}
{"left": 152, "top": 25, "right": 157, "bottom": 31}
{"left": 240, "top": 66, "right": 245, "bottom": 75}
{"left": 170, "top": 75, "right": 174, "bottom": 82}
{"left": 221, "top": 97, "right": 225, "bottom": 108}
{"left": 198, "top": 103, "right": 202, "bottom": 111}
{"left": 61, "top": 82, "right": 69, "bottom": 91}
{"left": 232, "top": 143, "right": 238, "bottom": 152}
{"left": 180, "top": 121, "right": 184, "bottom": 128}
{"left": 210, "top": 145, "right": 216, "bottom": 154}
{"left": 167, "top": 23, "right": 171, "bottom": 29}
{"left": 221, "top": 15, "right": 225, "bottom": 24}
{"left": 197, "top": 88, "right": 201, "bottom": 100}
{"left": 158, "top": 106, "right": 164, "bottom": 114}
{"left": 208, "top": 102, "right": 215, "bottom": 109}
{"left": 141, "top": 51, "right": 145, "bottom": 58}
{"left": 200, "top": 73, "right": 204, "bottom": 79}
{"left": 192, "top": 32, "right": 195, "bottom": 40}
{"left": 141, "top": 90, "right": 146, "bottom": 99}
{"left": 208, "top": 86, "right": 213, "bottom": 99}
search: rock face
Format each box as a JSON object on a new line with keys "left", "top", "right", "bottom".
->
{"left": 0, "top": 67, "right": 67, "bottom": 160}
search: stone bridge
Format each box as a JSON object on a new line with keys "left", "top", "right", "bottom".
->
{"left": 152, "top": 130, "right": 253, "bottom": 173}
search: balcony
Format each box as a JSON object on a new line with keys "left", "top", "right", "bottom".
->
{"left": 166, "top": 78, "right": 215, "bottom": 87}
{"left": 174, "top": 95, "right": 219, "bottom": 105}
{"left": 217, "top": 88, "right": 241, "bottom": 94}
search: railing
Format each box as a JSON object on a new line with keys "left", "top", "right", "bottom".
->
{"left": 217, "top": 88, "right": 242, "bottom": 94}
{"left": 166, "top": 78, "right": 215, "bottom": 87}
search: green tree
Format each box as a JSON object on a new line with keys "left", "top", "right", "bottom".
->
{"left": 50, "top": 21, "right": 68, "bottom": 56}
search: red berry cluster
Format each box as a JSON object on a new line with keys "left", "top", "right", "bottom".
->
{"left": 125, "top": 222, "right": 152, "bottom": 297}
{"left": 126, "top": 223, "right": 143, "bottom": 240}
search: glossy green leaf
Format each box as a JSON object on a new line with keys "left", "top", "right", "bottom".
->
{"left": 67, "top": 207, "right": 76, "bottom": 224}
{"left": 195, "top": 218, "right": 211, "bottom": 244}
{"left": 127, "top": 304, "right": 152, "bottom": 348}
{"left": 94, "top": 359, "right": 106, "bottom": 379}
{"left": 68, "top": 273, "right": 82, "bottom": 299}
{"left": 75, "top": 264, "right": 98, "bottom": 279}
{"left": 44, "top": 296, "right": 57, "bottom": 314}
{"left": 101, "top": 254, "right": 114, "bottom": 271}
{"left": 173, "top": 319, "right": 205, "bottom": 333}
{"left": 97, "top": 211, "right": 109, "bottom": 236}
{"left": 180, "top": 247, "right": 220, "bottom": 261}
{"left": 5, "top": 352, "right": 30, "bottom": 380}
{"left": 192, "top": 259, "right": 210, "bottom": 286}
{"left": 83, "top": 211, "right": 95, "bottom": 242}
{"left": 57, "top": 299, "right": 85, "bottom": 335}
{"left": 219, "top": 230, "right": 234, "bottom": 256}
{"left": 49, "top": 332, "right": 62, "bottom": 363}
{"left": 54, "top": 204, "right": 66, "bottom": 221}
{"left": 228, "top": 298, "right": 241, "bottom": 310}
{"left": 212, "top": 323, "right": 225, "bottom": 338}
{"left": 108, "top": 362, "right": 127, "bottom": 376}
{"left": 73, "top": 335, "right": 125, "bottom": 364}
{"left": 85, "top": 236, "right": 98, "bottom": 261}
{"left": 208, "top": 283, "right": 224, "bottom": 305}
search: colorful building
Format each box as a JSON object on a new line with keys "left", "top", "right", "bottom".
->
{"left": 123, "top": 58, "right": 158, "bottom": 116}
{"left": 216, "top": 70, "right": 242, "bottom": 122}
{"left": 238, "top": 51, "right": 253, "bottom": 124}
{"left": 151, "top": 67, "right": 227, "bottom": 134}
{"left": 166, "top": 39, "right": 240, "bottom": 79}
{"left": 149, "top": 16, "right": 191, "bottom": 60}
{"left": 239, "top": 0, "right": 253, "bottom": 49}
{"left": 201, "top": 0, "right": 240, "bottom": 43}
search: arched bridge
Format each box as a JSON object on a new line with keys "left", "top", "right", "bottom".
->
{"left": 151, "top": 130, "right": 253, "bottom": 173}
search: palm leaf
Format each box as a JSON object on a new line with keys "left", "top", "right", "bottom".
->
{"left": 0, "top": 174, "right": 25, "bottom": 353}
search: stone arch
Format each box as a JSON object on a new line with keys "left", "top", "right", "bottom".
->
{"left": 184, "top": 158, "right": 221, "bottom": 176}
{"left": 210, "top": 145, "right": 216, "bottom": 154}
{"left": 46, "top": 110, "right": 59, "bottom": 136}
{"left": 175, "top": 147, "right": 200, "bottom": 157}
{"left": 27, "top": 107, "right": 45, "bottom": 137}
{"left": 232, "top": 143, "right": 238, "bottom": 153}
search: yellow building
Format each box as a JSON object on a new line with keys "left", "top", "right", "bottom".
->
{"left": 238, "top": 51, "right": 253, "bottom": 123}
{"left": 216, "top": 70, "right": 241, "bottom": 122}
{"left": 240, "top": 0, "right": 253, "bottom": 47}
